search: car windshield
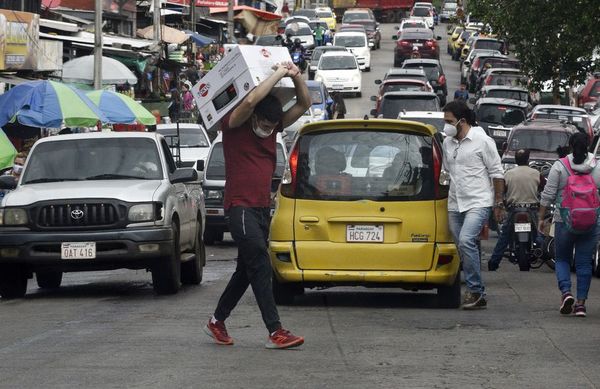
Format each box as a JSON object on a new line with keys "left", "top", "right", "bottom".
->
{"left": 474, "top": 40, "right": 503, "bottom": 51}
{"left": 295, "top": 131, "right": 435, "bottom": 201}
{"left": 477, "top": 104, "right": 526, "bottom": 125}
{"left": 317, "top": 11, "right": 332, "bottom": 18}
{"left": 381, "top": 96, "right": 438, "bottom": 118}
{"left": 312, "top": 48, "right": 344, "bottom": 62}
{"left": 401, "top": 31, "right": 434, "bottom": 40}
{"left": 509, "top": 130, "right": 570, "bottom": 152}
{"left": 383, "top": 83, "right": 426, "bottom": 93}
{"left": 206, "top": 142, "right": 286, "bottom": 180}
{"left": 293, "top": 9, "right": 316, "bottom": 18}
{"left": 335, "top": 35, "right": 366, "bottom": 47}
{"left": 255, "top": 35, "right": 282, "bottom": 46}
{"left": 488, "top": 74, "right": 524, "bottom": 87}
{"left": 403, "top": 64, "right": 440, "bottom": 80}
{"left": 351, "top": 20, "right": 375, "bottom": 31}
{"left": 319, "top": 55, "right": 357, "bottom": 70}
{"left": 412, "top": 7, "right": 430, "bottom": 16}
{"left": 23, "top": 138, "right": 163, "bottom": 184}
{"left": 343, "top": 12, "right": 369, "bottom": 22}
{"left": 156, "top": 127, "right": 210, "bottom": 147}
{"left": 444, "top": 3, "right": 457, "bottom": 10}
{"left": 286, "top": 26, "right": 312, "bottom": 35}
{"left": 403, "top": 21, "right": 426, "bottom": 29}
{"left": 309, "top": 86, "right": 324, "bottom": 104}
{"left": 486, "top": 89, "right": 528, "bottom": 102}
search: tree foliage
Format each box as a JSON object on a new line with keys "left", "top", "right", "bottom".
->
{"left": 469, "top": 0, "right": 600, "bottom": 101}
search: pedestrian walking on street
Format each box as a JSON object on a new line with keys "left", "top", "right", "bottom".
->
{"left": 314, "top": 23, "right": 325, "bottom": 47}
{"left": 537, "top": 132, "right": 600, "bottom": 317}
{"left": 441, "top": 100, "right": 505, "bottom": 310}
{"left": 204, "top": 61, "right": 311, "bottom": 349}
{"left": 331, "top": 92, "right": 346, "bottom": 119}
{"left": 454, "top": 82, "right": 469, "bottom": 102}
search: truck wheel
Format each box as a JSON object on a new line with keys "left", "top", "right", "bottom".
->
{"left": 36, "top": 270, "right": 63, "bottom": 289}
{"left": 181, "top": 221, "right": 204, "bottom": 285}
{"left": 152, "top": 221, "right": 181, "bottom": 295}
{"left": 272, "top": 276, "right": 302, "bottom": 305}
{"left": 0, "top": 264, "right": 28, "bottom": 299}
{"left": 437, "top": 272, "right": 461, "bottom": 308}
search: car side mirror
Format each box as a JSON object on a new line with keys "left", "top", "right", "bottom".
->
{"left": 374, "top": 79, "right": 382, "bottom": 85}
{"left": 463, "top": 60, "right": 470, "bottom": 67}
{"left": 170, "top": 168, "right": 198, "bottom": 184}
{"left": 451, "top": 36, "right": 458, "bottom": 41}
{"left": 0, "top": 175, "right": 17, "bottom": 190}
{"left": 370, "top": 109, "right": 378, "bottom": 117}
{"left": 584, "top": 102, "right": 596, "bottom": 113}
{"left": 436, "top": 36, "right": 442, "bottom": 40}
{"left": 370, "top": 96, "right": 377, "bottom": 101}
{"left": 392, "top": 35, "right": 398, "bottom": 40}
{"left": 196, "top": 160, "right": 205, "bottom": 172}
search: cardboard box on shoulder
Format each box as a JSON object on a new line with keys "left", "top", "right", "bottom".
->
{"left": 191, "top": 45, "right": 296, "bottom": 128}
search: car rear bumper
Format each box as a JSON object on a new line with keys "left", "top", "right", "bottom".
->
{"left": 0, "top": 227, "right": 174, "bottom": 267}
{"left": 270, "top": 241, "right": 459, "bottom": 287}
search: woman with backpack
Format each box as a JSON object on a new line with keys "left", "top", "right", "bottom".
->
{"left": 538, "top": 132, "right": 600, "bottom": 317}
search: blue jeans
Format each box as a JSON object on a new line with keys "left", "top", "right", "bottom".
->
{"left": 554, "top": 221, "right": 600, "bottom": 301}
{"left": 448, "top": 207, "right": 491, "bottom": 294}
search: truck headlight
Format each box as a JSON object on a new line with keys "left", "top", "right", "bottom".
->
{"left": 204, "top": 189, "right": 223, "bottom": 200}
{"left": 0, "top": 208, "right": 28, "bottom": 226}
{"left": 128, "top": 203, "right": 156, "bottom": 222}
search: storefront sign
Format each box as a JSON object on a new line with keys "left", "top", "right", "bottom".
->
{"left": 0, "top": 10, "right": 40, "bottom": 71}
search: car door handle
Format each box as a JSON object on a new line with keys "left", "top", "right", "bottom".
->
{"left": 299, "top": 216, "right": 320, "bottom": 223}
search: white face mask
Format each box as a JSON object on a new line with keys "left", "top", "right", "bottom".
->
{"left": 443, "top": 119, "right": 462, "bottom": 138}
{"left": 252, "top": 117, "right": 275, "bottom": 139}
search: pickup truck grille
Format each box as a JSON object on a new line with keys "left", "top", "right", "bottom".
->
{"left": 35, "top": 202, "right": 123, "bottom": 229}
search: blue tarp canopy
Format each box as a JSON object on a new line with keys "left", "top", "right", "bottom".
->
{"left": 184, "top": 30, "right": 216, "bottom": 46}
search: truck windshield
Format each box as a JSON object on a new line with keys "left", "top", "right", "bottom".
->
{"left": 22, "top": 138, "right": 163, "bottom": 184}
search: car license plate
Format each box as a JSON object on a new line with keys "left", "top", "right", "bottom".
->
{"left": 61, "top": 242, "right": 96, "bottom": 259}
{"left": 413, "top": 43, "right": 423, "bottom": 47}
{"left": 346, "top": 225, "right": 383, "bottom": 243}
{"left": 332, "top": 84, "right": 344, "bottom": 89}
{"left": 493, "top": 130, "right": 507, "bottom": 137}
{"left": 514, "top": 223, "right": 531, "bottom": 233}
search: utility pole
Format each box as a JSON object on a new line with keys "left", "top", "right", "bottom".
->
{"left": 153, "top": 0, "right": 162, "bottom": 42}
{"left": 93, "top": 0, "right": 102, "bottom": 90}
{"left": 190, "top": 0, "right": 196, "bottom": 32}
{"left": 227, "top": 0, "right": 234, "bottom": 43}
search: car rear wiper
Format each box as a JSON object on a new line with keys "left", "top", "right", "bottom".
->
{"left": 85, "top": 174, "right": 148, "bottom": 180}
{"left": 25, "top": 178, "right": 81, "bottom": 184}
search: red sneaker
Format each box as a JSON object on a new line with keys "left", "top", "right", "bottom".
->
{"left": 204, "top": 320, "right": 234, "bottom": 345}
{"left": 266, "top": 328, "right": 304, "bottom": 349}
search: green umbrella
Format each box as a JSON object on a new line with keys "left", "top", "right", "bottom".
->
{"left": 86, "top": 90, "right": 157, "bottom": 126}
{"left": 0, "top": 129, "right": 17, "bottom": 171}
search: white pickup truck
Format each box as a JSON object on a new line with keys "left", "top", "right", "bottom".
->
{"left": 0, "top": 132, "right": 206, "bottom": 298}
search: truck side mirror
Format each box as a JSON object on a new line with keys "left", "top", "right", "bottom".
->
{"left": 170, "top": 168, "right": 198, "bottom": 184}
{"left": 196, "top": 160, "right": 205, "bottom": 171}
{"left": 0, "top": 175, "right": 17, "bottom": 190}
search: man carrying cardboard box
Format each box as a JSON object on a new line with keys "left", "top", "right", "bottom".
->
{"left": 204, "top": 61, "right": 311, "bottom": 349}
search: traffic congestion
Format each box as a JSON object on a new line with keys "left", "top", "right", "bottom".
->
{"left": 2, "top": 0, "right": 600, "bottom": 386}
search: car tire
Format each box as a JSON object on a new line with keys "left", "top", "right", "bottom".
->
{"left": 203, "top": 227, "right": 223, "bottom": 245}
{"left": 437, "top": 272, "right": 461, "bottom": 309}
{"left": 377, "top": 40, "right": 381, "bottom": 49}
{"left": 308, "top": 72, "right": 314, "bottom": 81}
{"left": 36, "top": 270, "right": 63, "bottom": 289}
{"left": 356, "top": 92, "right": 362, "bottom": 98}
{"left": 365, "top": 66, "right": 370, "bottom": 72}
{"left": 181, "top": 221, "right": 204, "bottom": 285}
{"left": 152, "top": 221, "right": 181, "bottom": 295}
{"left": 272, "top": 276, "right": 302, "bottom": 305}
{"left": 0, "top": 264, "right": 28, "bottom": 299}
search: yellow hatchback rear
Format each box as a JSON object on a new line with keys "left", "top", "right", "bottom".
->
{"left": 269, "top": 119, "right": 460, "bottom": 308}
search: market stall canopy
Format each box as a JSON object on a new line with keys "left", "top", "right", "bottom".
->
{"left": 0, "top": 129, "right": 17, "bottom": 171}
{"left": 86, "top": 90, "right": 156, "bottom": 126}
{"left": 0, "top": 80, "right": 108, "bottom": 128}
{"left": 184, "top": 30, "right": 216, "bottom": 47}
{"left": 137, "top": 25, "right": 190, "bottom": 45}
{"left": 62, "top": 55, "right": 138, "bottom": 85}
{"left": 209, "top": 5, "right": 282, "bottom": 21}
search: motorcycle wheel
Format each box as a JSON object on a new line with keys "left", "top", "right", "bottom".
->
{"left": 543, "top": 236, "right": 556, "bottom": 270}
{"left": 594, "top": 243, "right": 600, "bottom": 278}
{"left": 517, "top": 244, "right": 530, "bottom": 271}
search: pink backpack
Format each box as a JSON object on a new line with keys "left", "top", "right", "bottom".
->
{"left": 558, "top": 157, "right": 600, "bottom": 234}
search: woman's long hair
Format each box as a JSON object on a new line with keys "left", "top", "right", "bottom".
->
{"left": 569, "top": 132, "right": 589, "bottom": 165}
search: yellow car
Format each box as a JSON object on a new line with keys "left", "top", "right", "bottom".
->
{"left": 447, "top": 25, "right": 463, "bottom": 56}
{"left": 316, "top": 7, "right": 336, "bottom": 31}
{"left": 269, "top": 119, "right": 461, "bottom": 307}
{"left": 452, "top": 27, "right": 478, "bottom": 60}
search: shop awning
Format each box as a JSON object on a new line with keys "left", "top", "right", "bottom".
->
{"left": 137, "top": 25, "right": 190, "bottom": 45}
{"left": 184, "top": 30, "right": 216, "bottom": 46}
{"left": 39, "top": 31, "right": 156, "bottom": 50}
{"left": 209, "top": 5, "right": 282, "bottom": 21}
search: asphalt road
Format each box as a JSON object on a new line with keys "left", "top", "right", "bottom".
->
{"left": 3, "top": 24, "right": 600, "bottom": 389}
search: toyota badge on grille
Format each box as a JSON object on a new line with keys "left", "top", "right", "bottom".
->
{"left": 71, "top": 209, "right": 84, "bottom": 220}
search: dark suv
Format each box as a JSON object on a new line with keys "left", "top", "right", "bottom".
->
{"left": 401, "top": 59, "right": 447, "bottom": 105}
{"left": 474, "top": 97, "right": 528, "bottom": 150}
{"left": 349, "top": 19, "right": 381, "bottom": 49}
{"left": 392, "top": 28, "right": 441, "bottom": 67}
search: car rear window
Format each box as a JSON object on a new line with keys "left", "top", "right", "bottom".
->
{"left": 206, "top": 142, "right": 285, "bottom": 180}
{"left": 401, "top": 31, "right": 434, "bottom": 40}
{"left": 343, "top": 12, "right": 370, "bottom": 22}
{"left": 335, "top": 35, "right": 366, "bottom": 47}
{"left": 295, "top": 130, "right": 435, "bottom": 201}
{"left": 488, "top": 74, "right": 524, "bottom": 87}
{"left": 403, "top": 64, "right": 440, "bottom": 80}
{"left": 352, "top": 20, "right": 376, "bottom": 31}
{"left": 474, "top": 40, "right": 503, "bottom": 51}
{"left": 381, "top": 96, "right": 438, "bottom": 118}
{"left": 286, "top": 25, "right": 312, "bottom": 35}
{"left": 403, "top": 21, "right": 426, "bottom": 29}
{"left": 509, "top": 129, "right": 570, "bottom": 152}
{"left": 383, "top": 83, "right": 426, "bottom": 93}
{"left": 293, "top": 9, "right": 317, "bottom": 18}
{"left": 477, "top": 104, "right": 526, "bottom": 125}
{"left": 317, "top": 11, "right": 333, "bottom": 18}
{"left": 255, "top": 35, "right": 282, "bottom": 46}
{"left": 387, "top": 74, "right": 428, "bottom": 84}
{"left": 533, "top": 113, "right": 590, "bottom": 133}
{"left": 486, "top": 89, "right": 528, "bottom": 102}
{"left": 412, "top": 7, "right": 430, "bottom": 16}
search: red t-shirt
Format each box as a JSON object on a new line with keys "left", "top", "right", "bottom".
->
{"left": 222, "top": 114, "right": 281, "bottom": 210}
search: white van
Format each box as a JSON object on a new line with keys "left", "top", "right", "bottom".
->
{"left": 333, "top": 31, "right": 371, "bottom": 71}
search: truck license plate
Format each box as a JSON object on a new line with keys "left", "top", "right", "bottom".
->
{"left": 493, "top": 130, "right": 507, "bottom": 137}
{"left": 346, "top": 225, "right": 383, "bottom": 243}
{"left": 61, "top": 242, "right": 96, "bottom": 259}
{"left": 514, "top": 223, "right": 531, "bottom": 232}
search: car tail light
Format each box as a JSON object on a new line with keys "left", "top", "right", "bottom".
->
{"left": 485, "top": 76, "right": 492, "bottom": 85}
{"left": 280, "top": 144, "right": 299, "bottom": 198}
{"left": 514, "top": 212, "right": 530, "bottom": 223}
{"left": 425, "top": 40, "right": 435, "bottom": 47}
{"left": 399, "top": 39, "right": 411, "bottom": 46}
{"left": 438, "top": 74, "right": 446, "bottom": 85}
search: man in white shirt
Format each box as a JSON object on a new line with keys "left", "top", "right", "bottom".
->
{"left": 442, "top": 100, "right": 505, "bottom": 310}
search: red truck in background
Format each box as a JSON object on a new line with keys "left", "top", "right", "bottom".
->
{"left": 332, "top": 0, "right": 431, "bottom": 23}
